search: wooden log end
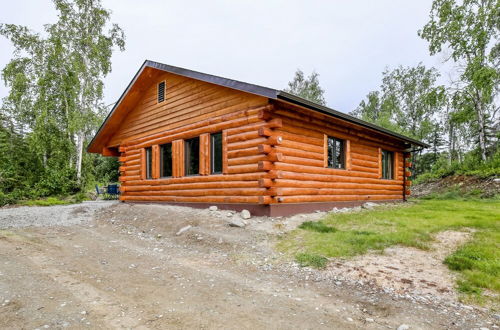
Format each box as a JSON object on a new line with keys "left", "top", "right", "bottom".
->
{"left": 259, "top": 196, "right": 272, "bottom": 205}
{"left": 258, "top": 127, "right": 272, "bottom": 137}
{"left": 258, "top": 110, "right": 272, "bottom": 121}
{"left": 258, "top": 144, "right": 272, "bottom": 154}
{"left": 258, "top": 161, "right": 273, "bottom": 171}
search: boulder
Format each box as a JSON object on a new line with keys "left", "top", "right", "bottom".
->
{"left": 241, "top": 209, "right": 251, "bottom": 219}
{"left": 209, "top": 205, "right": 218, "bottom": 211}
{"left": 228, "top": 218, "right": 245, "bottom": 228}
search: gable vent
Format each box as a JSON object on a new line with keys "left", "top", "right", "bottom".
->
{"left": 158, "top": 81, "right": 165, "bottom": 103}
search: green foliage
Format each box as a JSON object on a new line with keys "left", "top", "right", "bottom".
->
{"left": 278, "top": 199, "right": 499, "bottom": 302}
{"left": 419, "top": 0, "right": 499, "bottom": 161}
{"left": 299, "top": 221, "right": 337, "bottom": 233}
{"left": 295, "top": 253, "right": 328, "bottom": 269}
{"left": 284, "top": 69, "right": 326, "bottom": 105}
{"left": 0, "top": 0, "right": 124, "bottom": 206}
{"left": 414, "top": 149, "right": 500, "bottom": 184}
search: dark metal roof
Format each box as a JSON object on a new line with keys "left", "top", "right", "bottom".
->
{"left": 88, "top": 60, "right": 429, "bottom": 151}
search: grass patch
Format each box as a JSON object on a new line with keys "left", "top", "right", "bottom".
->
{"left": 299, "top": 221, "right": 337, "bottom": 233}
{"left": 19, "top": 193, "right": 89, "bottom": 206}
{"left": 278, "top": 199, "right": 499, "bottom": 304}
{"left": 295, "top": 253, "right": 328, "bottom": 269}
{"left": 21, "top": 197, "right": 72, "bottom": 206}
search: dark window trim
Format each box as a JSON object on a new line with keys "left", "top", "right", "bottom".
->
{"left": 145, "top": 147, "right": 153, "bottom": 180}
{"left": 210, "top": 132, "right": 223, "bottom": 175}
{"left": 381, "top": 149, "right": 394, "bottom": 180}
{"left": 327, "top": 136, "right": 346, "bottom": 170}
{"left": 160, "top": 143, "right": 172, "bottom": 178}
{"left": 184, "top": 137, "right": 200, "bottom": 176}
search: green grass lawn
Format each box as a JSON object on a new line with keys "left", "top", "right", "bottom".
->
{"left": 277, "top": 199, "right": 499, "bottom": 304}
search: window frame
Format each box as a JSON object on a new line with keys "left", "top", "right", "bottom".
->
{"left": 184, "top": 137, "right": 200, "bottom": 176}
{"left": 381, "top": 149, "right": 394, "bottom": 180}
{"left": 327, "top": 136, "right": 346, "bottom": 169}
{"left": 160, "top": 142, "right": 173, "bottom": 178}
{"left": 210, "top": 132, "right": 223, "bottom": 174}
{"left": 145, "top": 146, "right": 153, "bottom": 180}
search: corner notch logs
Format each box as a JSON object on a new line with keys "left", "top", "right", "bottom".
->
{"left": 256, "top": 107, "right": 283, "bottom": 205}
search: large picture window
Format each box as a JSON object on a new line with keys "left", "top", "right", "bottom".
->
{"left": 145, "top": 147, "right": 152, "bottom": 179}
{"left": 211, "top": 133, "right": 222, "bottom": 174}
{"left": 381, "top": 150, "right": 394, "bottom": 179}
{"left": 327, "top": 136, "right": 345, "bottom": 169}
{"left": 184, "top": 137, "right": 199, "bottom": 176}
{"left": 160, "top": 143, "right": 172, "bottom": 177}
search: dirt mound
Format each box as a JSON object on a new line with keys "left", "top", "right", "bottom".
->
{"left": 412, "top": 175, "right": 500, "bottom": 198}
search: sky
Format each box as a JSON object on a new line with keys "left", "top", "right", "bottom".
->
{"left": 0, "top": 0, "right": 449, "bottom": 114}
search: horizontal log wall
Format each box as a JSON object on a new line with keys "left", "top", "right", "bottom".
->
{"left": 118, "top": 105, "right": 285, "bottom": 204}
{"left": 268, "top": 103, "right": 406, "bottom": 203}
{"left": 108, "top": 71, "right": 268, "bottom": 147}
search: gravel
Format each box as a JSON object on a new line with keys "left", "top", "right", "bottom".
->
{"left": 0, "top": 201, "right": 117, "bottom": 229}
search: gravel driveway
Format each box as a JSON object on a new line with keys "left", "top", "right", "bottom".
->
{"left": 0, "top": 202, "right": 496, "bottom": 329}
{"left": 0, "top": 201, "right": 116, "bottom": 229}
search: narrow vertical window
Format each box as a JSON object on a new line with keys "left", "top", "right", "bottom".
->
{"left": 145, "top": 147, "right": 153, "bottom": 179}
{"left": 184, "top": 137, "right": 199, "bottom": 176}
{"left": 211, "top": 132, "right": 222, "bottom": 174}
{"left": 382, "top": 150, "right": 394, "bottom": 179}
{"left": 160, "top": 143, "right": 172, "bottom": 177}
{"left": 158, "top": 81, "right": 165, "bottom": 103}
{"left": 327, "top": 136, "right": 345, "bottom": 169}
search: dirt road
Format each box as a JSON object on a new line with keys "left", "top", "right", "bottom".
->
{"left": 0, "top": 202, "right": 495, "bottom": 329}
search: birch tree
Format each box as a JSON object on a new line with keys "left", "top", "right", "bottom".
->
{"left": 0, "top": 0, "right": 125, "bottom": 183}
{"left": 419, "top": 0, "right": 499, "bottom": 160}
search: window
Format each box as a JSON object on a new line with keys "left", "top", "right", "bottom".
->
{"left": 327, "top": 136, "right": 345, "bottom": 169}
{"left": 158, "top": 81, "right": 165, "bottom": 103}
{"left": 184, "top": 137, "right": 199, "bottom": 176}
{"left": 381, "top": 150, "right": 394, "bottom": 179}
{"left": 145, "top": 147, "right": 153, "bottom": 179}
{"left": 160, "top": 143, "right": 172, "bottom": 177}
{"left": 211, "top": 132, "right": 223, "bottom": 174}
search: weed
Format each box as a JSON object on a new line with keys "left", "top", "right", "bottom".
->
{"left": 295, "top": 253, "right": 328, "bottom": 269}
{"left": 299, "top": 221, "right": 337, "bottom": 233}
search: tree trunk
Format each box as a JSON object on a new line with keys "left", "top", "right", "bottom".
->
{"left": 75, "top": 131, "right": 84, "bottom": 183}
{"left": 476, "top": 103, "right": 488, "bottom": 161}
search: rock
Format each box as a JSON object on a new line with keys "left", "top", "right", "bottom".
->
{"left": 157, "top": 234, "right": 162, "bottom": 239}
{"left": 346, "top": 317, "right": 353, "bottom": 322}
{"left": 362, "top": 202, "right": 378, "bottom": 209}
{"left": 493, "top": 313, "right": 500, "bottom": 320}
{"left": 397, "top": 325, "right": 410, "bottom": 330}
{"left": 176, "top": 225, "right": 192, "bottom": 236}
{"left": 493, "top": 178, "right": 500, "bottom": 183}
{"left": 209, "top": 206, "right": 218, "bottom": 211}
{"left": 228, "top": 218, "right": 245, "bottom": 228}
{"left": 241, "top": 209, "right": 251, "bottom": 219}
{"left": 226, "top": 212, "right": 234, "bottom": 217}
{"left": 365, "top": 318, "right": 374, "bottom": 322}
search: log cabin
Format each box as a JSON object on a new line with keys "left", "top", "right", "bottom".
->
{"left": 87, "top": 60, "right": 428, "bottom": 216}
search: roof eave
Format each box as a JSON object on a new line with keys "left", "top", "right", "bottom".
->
{"left": 276, "top": 91, "right": 430, "bottom": 148}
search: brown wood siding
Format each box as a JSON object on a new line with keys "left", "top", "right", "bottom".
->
{"left": 268, "top": 103, "right": 406, "bottom": 203}
{"left": 107, "top": 72, "right": 267, "bottom": 147}
{"left": 117, "top": 102, "right": 282, "bottom": 204}
{"left": 110, "top": 71, "right": 409, "bottom": 205}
